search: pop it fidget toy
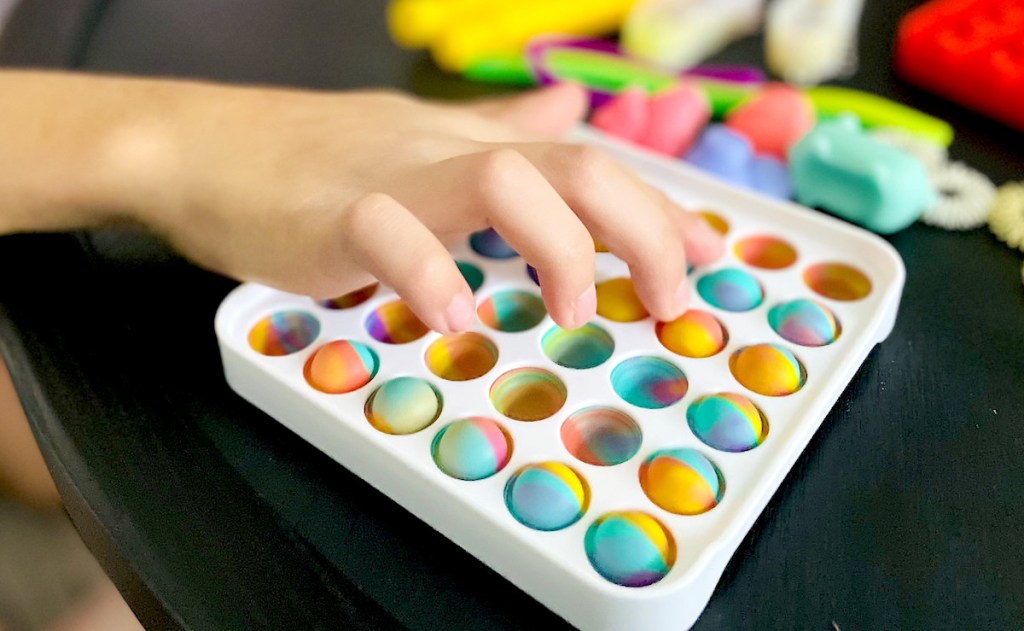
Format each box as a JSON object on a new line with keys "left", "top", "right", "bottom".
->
{"left": 216, "top": 127, "right": 905, "bottom": 631}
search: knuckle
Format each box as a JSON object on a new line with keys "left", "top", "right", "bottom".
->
{"left": 342, "top": 192, "right": 394, "bottom": 236}
{"left": 405, "top": 251, "right": 452, "bottom": 288}
{"left": 474, "top": 148, "right": 531, "bottom": 198}
{"left": 651, "top": 229, "right": 686, "bottom": 268}
{"left": 564, "top": 145, "right": 613, "bottom": 183}
{"left": 553, "top": 227, "right": 596, "bottom": 271}
{"left": 629, "top": 217, "right": 684, "bottom": 270}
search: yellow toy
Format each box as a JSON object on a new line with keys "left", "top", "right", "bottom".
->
{"left": 387, "top": 0, "right": 640, "bottom": 72}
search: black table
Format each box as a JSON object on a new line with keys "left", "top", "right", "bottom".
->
{"left": 2, "top": 1, "right": 1022, "bottom": 629}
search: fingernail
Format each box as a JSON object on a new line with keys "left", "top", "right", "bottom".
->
{"left": 445, "top": 293, "right": 476, "bottom": 333}
{"left": 674, "top": 278, "right": 690, "bottom": 315}
{"left": 572, "top": 285, "right": 597, "bottom": 328}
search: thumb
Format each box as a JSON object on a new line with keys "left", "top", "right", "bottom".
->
{"left": 471, "top": 82, "right": 589, "bottom": 139}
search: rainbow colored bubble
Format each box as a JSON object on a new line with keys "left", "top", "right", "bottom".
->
{"left": 504, "top": 462, "right": 589, "bottom": 531}
{"left": 317, "top": 284, "right": 378, "bottom": 310}
{"left": 656, "top": 310, "right": 727, "bottom": 358}
{"left": 365, "top": 299, "right": 429, "bottom": 344}
{"left": 768, "top": 299, "right": 841, "bottom": 347}
{"left": 639, "top": 448, "right": 723, "bottom": 516}
{"left": 425, "top": 333, "right": 498, "bottom": 381}
{"left": 431, "top": 417, "right": 512, "bottom": 481}
{"left": 490, "top": 368, "right": 567, "bottom": 422}
{"left": 697, "top": 268, "right": 764, "bottom": 312}
{"left": 470, "top": 228, "right": 518, "bottom": 259}
{"left": 729, "top": 344, "right": 806, "bottom": 396}
{"left": 687, "top": 393, "right": 767, "bottom": 452}
{"left": 584, "top": 511, "right": 676, "bottom": 587}
{"left": 478, "top": 290, "right": 546, "bottom": 332}
{"left": 803, "top": 262, "right": 871, "bottom": 301}
{"left": 561, "top": 407, "right": 642, "bottom": 466}
{"left": 248, "top": 310, "right": 320, "bottom": 356}
{"left": 734, "top": 235, "right": 797, "bottom": 270}
{"left": 610, "top": 357, "right": 688, "bottom": 409}
{"left": 365, "top": 377, "right": 442, "bottom": 435}
{"left": 541, "top": 324, "right": 615, "bottom": 370}
{"left": 303, "top": 340, "right": 379, "bottom": 394}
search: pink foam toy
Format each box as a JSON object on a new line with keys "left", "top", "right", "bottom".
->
{"left": 591, "top": 82, "right": 711, "bottom": 156}
{"left": 640, "top": 83, "right": 711, "bottom": 156}
{"left": 590, "top": 87, "right": 649, "bottom": 144}
{"left": 725, "top": 83, "right": 814, "bottom": 161}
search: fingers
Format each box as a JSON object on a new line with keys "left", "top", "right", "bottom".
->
{"left": 514, "top": 143, "right": 700, "bottom": 321}
{"left": 670, "top": 205, "right": 726, "bottom": 266}
{"left": 437, "top": 149, "right": 597, "bottom": 328}
{"left": 643, "top": 183, "right": 724, "bottom": 264}
{"left": 643, "top": 185, "right": 726, "bottom": 266}
{"left": 467, "top": 83, "right": 589, "bottom": 139}
{"left": 330, "top": 143, "right": 722, "bottom": 333}
{"left": 338, "top": 193, "right": 475, "bottom": 335}
{"left": 389, "top": 140, "right": 724, "bottom": 327}
{"left": 330, "top": 148, "right": 598, "bottom": 332}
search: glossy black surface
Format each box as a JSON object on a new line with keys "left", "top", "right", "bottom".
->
{"left": 1, "top": 1, "right": 1022, "bottom": 629}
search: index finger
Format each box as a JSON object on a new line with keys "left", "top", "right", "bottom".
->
{"left": 513, "top": 142, "right": 724, "bottom": 321}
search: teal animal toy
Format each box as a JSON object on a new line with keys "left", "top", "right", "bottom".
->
{"left": 789, "top": 116, "right": 935, "bottom": 234}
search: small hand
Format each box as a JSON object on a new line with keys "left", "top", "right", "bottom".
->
{"left": 133, "top": 82, "right": 723, "bottom": 332}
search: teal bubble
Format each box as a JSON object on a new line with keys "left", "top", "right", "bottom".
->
{"left": 542, "top": 324, "right": 615, "bottom": 369}
{"left": 611, "top": 357, "right": 688, "bottom": 409}
{"left": 697, "top": 268, "right": 764, "bottom": 312}
{"left": 456, "top": 261, "right": 485, "bottom": 293}
{"left": 584, "top": 512, "right": 674, "bottom": 587}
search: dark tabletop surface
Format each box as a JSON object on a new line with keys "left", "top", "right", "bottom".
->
{"left": 1, "top": 1, "right": 1023, "bottom": 629}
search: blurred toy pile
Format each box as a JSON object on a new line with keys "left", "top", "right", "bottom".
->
{"left": 388, "top": 0, "right": 1024, "bottom": 281}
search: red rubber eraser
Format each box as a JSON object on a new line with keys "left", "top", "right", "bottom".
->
{"left": 895, "top": 0, "right": 1024, "bottom": 131}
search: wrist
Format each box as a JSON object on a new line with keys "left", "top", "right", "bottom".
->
{"left": 88, "top": 81, "right": 197, "bottom": 235}
{"left": 0, "top": 72, "right": 191, "bottom": 236}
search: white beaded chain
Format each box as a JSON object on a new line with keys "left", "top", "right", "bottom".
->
{"left": 921, "top": 161, "right": 997, "bottom": 231}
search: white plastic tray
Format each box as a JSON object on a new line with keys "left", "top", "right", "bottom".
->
{"left": 215, "top": 127, "right": 905, "bottom": 630}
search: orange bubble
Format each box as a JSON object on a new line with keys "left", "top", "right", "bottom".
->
{"left": 729, "top": 344, "right": 806, "bottom": 396}
{"left": 639, "top": 448, "right": 723, "bottom": 515}
{"left": 804, "top": 263, "right": 872, "bottom": 301}
{"left": 303, "top": 340, "right": 379, "bottom": 394}
{"left": 734, "top": 235, "right": 797, "bottom": 270}
{"left": 656, "top": 310, "right": 727, "bottom": 358}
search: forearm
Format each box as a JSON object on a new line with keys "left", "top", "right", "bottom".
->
{"left": 0, "top": 70, "right": 201, "bottom": 235}
{"left": 0, "top": 72, "right": 723, "bottom": 332}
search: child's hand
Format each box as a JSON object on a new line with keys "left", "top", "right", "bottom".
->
{"left": 109, "top": 81, "right": 725, "bottom": 332}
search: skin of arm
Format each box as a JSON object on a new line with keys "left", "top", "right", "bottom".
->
{"left": 0, "top": 70, "right": 723, "bottom": 332}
